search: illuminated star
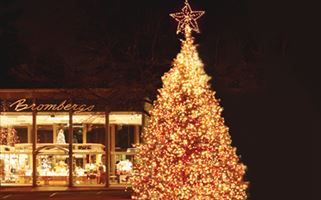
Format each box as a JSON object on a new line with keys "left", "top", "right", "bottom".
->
{"left": 170, "top": 0, "right": 205, "bottom": 34}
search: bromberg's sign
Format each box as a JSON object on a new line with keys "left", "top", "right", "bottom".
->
{"left": 10, "top": 99, "right": 95, "bottom": 113}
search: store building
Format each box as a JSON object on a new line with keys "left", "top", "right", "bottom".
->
{"left": 0, "top": 89, "right": 144, "bottom": 188}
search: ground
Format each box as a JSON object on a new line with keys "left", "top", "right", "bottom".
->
{"left": 0, "top": 191, "right": 131, "bottom": 200}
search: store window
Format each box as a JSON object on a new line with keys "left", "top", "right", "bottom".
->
{"left": 87, "top": 125, "right": 105, "bottom": 145}
{"left": 0, "top": 109, "right": 143, "bottom": 187}
{"left": 115, "top": 125, "right": 135, "bottom": 151}
{"left": 0, "top": 112, "right": 33, "bottom": 186}
{"left": 37, "top": 126, "right": 54, "bottom": 143}
{"left": 109, "top": 112, "right": 142, "bottom": 185}
{"left": 73, "top": 126, "right": 83, "bottom": 144}
{"left": 15, "top": 128, "right": 28, "bottom": 143}
{"left": 36, "top": 112, "right": 70, "bottom": 186}
{"left": 72, "top": 113, "right": 106, "bottom": 186}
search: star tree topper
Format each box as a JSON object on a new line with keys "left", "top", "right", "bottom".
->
{"left": 170, "top": 0, "right": 205, "bottom": 35}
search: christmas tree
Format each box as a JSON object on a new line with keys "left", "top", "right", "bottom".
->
{"left": 56, "top": 129, "right": 66, "bottom": 144}
{"left": 0, "top": 127, "right": 19, "bottom": 146}
{"left": 131, "top": 1, "right": 248, "bottom": 199}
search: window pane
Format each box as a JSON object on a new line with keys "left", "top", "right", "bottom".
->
{"left": 87, "top": 125, "right": 105, "bottom": 145}
{"left": 37, "top": 126, "right": 53, "bottom": 143}
{"left": 15, "top": 128, "right": 28, "bottom": 143}
{"left": 115, "top": 125, "right": 134, "bottom": 151}
{"left": 36, "top": 112, "right": 69, "bottom": 186}
{"left": 72, "top": 113, "right": 106, "bottom": 186}
{"left": 0, "top": 112, "right": 32, "bottom": 186}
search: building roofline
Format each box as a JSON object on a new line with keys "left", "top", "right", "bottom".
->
{"left": 0, "top": 88, "right": 112, "bottom": 92}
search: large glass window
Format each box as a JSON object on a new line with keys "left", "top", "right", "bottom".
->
{"left": 109, "top": 112, "right": 142, "bottom": 185}
{"left": 15, "top": 128, "right": 28, "bottom": 143}
{"left": 115, "top": 125, "right": 135, "bottom": 151}
{"left": 36, "top": 112, "right": 69, "bottom": 186}
{"left": 0, "top": 109, "right": 143, "bottom": 188}
{"left": 37, "top": 126, "right": 54, "bottom": 143}
{"left": 72, "top": 113, "right": 106, "bottom": 186}
{"left": 0, "top": 112, "right": 32, "bottom": 186}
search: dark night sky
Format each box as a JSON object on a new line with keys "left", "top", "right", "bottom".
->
{"left": 0, "top": 0, "right": 320, "bottom": 199}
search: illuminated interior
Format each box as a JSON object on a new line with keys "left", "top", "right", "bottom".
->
{"left": 0, "top": 112, "right": 142, "bottom": 126}
{"left": 0, "top": 111, "right": 142, "bottom": 187}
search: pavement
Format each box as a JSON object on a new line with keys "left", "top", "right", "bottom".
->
{"left": 0, "top": 187, "right": 132, "bottom": 200}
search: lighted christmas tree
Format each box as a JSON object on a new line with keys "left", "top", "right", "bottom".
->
{"left": 131, "top": 1, "right": 248, "bottom": 199}
{"left": 0, "top": 127, "right": 19, "bottom": 146}
{"left": 56, "top": 129, "right": 66, "bottom": 144}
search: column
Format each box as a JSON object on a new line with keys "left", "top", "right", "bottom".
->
{"left": 141, "top": 112, "right": 145, "bottom": 144}
{"left": 53, "top": 124, "right": 57, "bottom": 143}
{"left": 27, "top": 125, "right": 33, "bottom": 173}
{"left": 134, "top": 125, "right": 140, "bottom": 145}
{"left": 110, "top": 125, "right": 116, "bottom": 175}
{"left": 68, "top": 111, "right": 73, "bottom": 187}
{"left": 32, "top": 101, "right": 37, "bottom": 187}
{"left": 82, "top": 125, "right": 87, "bottom": 167}
{"left": 27, "top": 125, "right": 32, "bottom": 143}
{"left": 83, "top": 125, "right": 87, "bottom": 144}
{"left": 105, "top": 111, "right": 110, "bottom": 187}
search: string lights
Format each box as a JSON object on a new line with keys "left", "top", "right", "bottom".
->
{"left": 169, "top": 0, "right": 205, "bottom": 34}
{"left": 131, "top": 1, "right": 248, "bottom": 199}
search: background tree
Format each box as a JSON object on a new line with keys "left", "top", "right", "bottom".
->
{"left": 0, "top": 0, "right": 29, "bottom": 87}
{"left": 4, "top": 0, "right": 270, "bottom": 98}
{"left": 0, "top": 127, "right": 19, "bottom": 146}
{"left": 10, "top": 49, "right": 66, "bottom": 87}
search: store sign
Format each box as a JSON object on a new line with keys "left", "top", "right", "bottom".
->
{"left": 9, "top": 99, "right": 95, "bottom": 113}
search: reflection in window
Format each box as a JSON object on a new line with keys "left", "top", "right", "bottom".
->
{"left": 87, "top": 125, "right": 105, "bottom": 145}
{"left": 15, "top": 128, "right": 28, "bottom": 143}
{"left": 37, "top": 126, "right": 53, "bottom": 143}
{"left": 73, "top": 126, "right": 83, "bottom": 144}
{"left": 115, "top": 125, "right": 134, "bottom": 151}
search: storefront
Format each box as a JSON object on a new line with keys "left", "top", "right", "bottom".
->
{"left": 0, "top": 89, "right": 143, "bottom": 188}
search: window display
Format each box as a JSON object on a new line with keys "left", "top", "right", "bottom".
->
{"left": 0, "top": 102, "right": 142, "bottom": 188}
{"left": 0, "top": 145, "right": 32, "bottom": 185}
{"left": 56, "top": 129, "right": 66, "bottom": 144}
{"left": 0, "top": 127, "right": 19, "bottom": 146}
{"left": 116, "top": 159, "right": 133, "bottom": 184}
{"left": 36, "top": 154, "right": 69, "bottom": 185}
{"left": 73, "top": 152, "right": 106, "bottom": 185}
{"left": 0, "top": 125, "right": 32, "bottom": 185}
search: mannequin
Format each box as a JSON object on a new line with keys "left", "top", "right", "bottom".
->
{"left": 56, "top": 129, "right": 66, "bottom": 144}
